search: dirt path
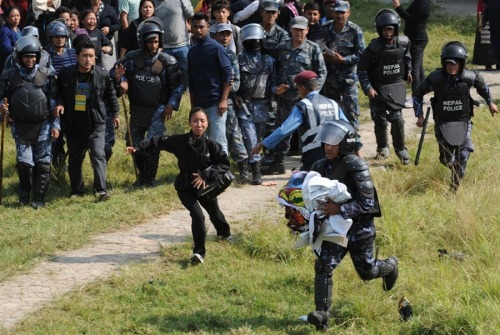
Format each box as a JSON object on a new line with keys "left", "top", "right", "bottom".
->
{"left": 0, "top": 1, "right": 497, "bottom": 330}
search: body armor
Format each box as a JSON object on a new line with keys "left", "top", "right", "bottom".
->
{"left": 239, "top": 54, "right": 271, "bottom": 100}
{"left": 298, "top": 94, "right": 341, "bottom": 154}
{"left": 428, "top": 70, "right": 472, "bottom": 124}
{"left": 368, "top": 37, "right": 408, "bottom": 87}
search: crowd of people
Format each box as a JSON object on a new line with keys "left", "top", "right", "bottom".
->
{"left": 0, "top": 0, "right": 498, "bottom": 330}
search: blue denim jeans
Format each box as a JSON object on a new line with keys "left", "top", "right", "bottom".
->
{"left": 163, "top": 45, "right": 189, "bottom": 91}
{"left": 205, "top": 105, "right": 228, "bottom": 155}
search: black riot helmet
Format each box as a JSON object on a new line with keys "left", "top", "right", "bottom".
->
{"left": 314, "top": 120, "right": 356, "bottom": 156}
{"left": 137, "top": 17, "right": 164, "bottom": 49}
{"left": 375, "top": 9, "right": 400, "bottom": 37}
{"left": 440, "top": 41, "right": 468, "bottom": 71}
{"left": 15, "top": 35, "right": 42, "bottom": 65}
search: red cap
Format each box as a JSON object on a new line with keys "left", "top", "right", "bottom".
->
{"left": 294, "top": 70, "right": 318, "bottom": 85}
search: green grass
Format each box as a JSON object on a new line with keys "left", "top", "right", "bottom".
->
{"left": 2, "top": 1, "right": 500, "bottom": 333}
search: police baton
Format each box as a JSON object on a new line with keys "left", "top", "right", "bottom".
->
{"left": 415, "top": 106, "right": 431, "bottom": 166}
{"left": 0, "top": 98, "right": 7, "bottom": 205}
{"left": 122, "top": 95, "right": 139, "bottom": 181}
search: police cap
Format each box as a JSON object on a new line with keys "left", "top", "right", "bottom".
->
{"left": 294, "top": 70, "right": 318, "bottom": 85}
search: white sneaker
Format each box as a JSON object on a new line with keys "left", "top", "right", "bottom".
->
{"left": 404, "top": 98, "right": 413, "bottom": 108}
{"left": 190, "top": 253, "right": 204, "bottom": 264}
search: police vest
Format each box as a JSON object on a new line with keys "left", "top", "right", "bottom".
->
{"left": 368, "top": 36, "right": 408, "bottom": 87}
{"left": 239, "top": 54, "right": 271, "bottom": 100}
{"left": 298, "top": 94, "right": 340, "bottom": 154}
{"left": 428, "top": 70, "right": 472, "bottom": 123}
{"left": 128, "top": 54, "right": 164, "bottom": 107}
{"left": 9, "top": 69, "right": 49, "bottom": 123}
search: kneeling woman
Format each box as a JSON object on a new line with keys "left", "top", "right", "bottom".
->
{"left": 127, "top": 107, "right": 232, "bottom": 264}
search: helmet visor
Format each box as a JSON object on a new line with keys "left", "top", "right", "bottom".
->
{"left": 314, "top": 121, "right": 351, "bottom": 146}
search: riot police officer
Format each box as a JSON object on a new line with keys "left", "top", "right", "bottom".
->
{"left": 413, "top": 41, "right": 498, "bottom": 191}
{"left": 113, "top": 17, "right": 183, "bottom": 187}
{"left": 236, "top": 23, "right": 277, "bottom": 185}
{"left": 307, "top": 120, "right": 399, "bottom": 331}
{"left": 0, "top": 36, "right": 60, "bottom": 208}
{"left": 357, "top": 9, "right": 412, "bottom": 164}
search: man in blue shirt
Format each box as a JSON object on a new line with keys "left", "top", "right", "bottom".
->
{"left": 251, "top": 70, "right": 348, "bottom": 171}
{"left": 188, "top": 12, "right": 233, "bottom": 154}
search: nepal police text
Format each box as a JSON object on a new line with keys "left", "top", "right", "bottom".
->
{"left": 383, "top": 64, "right": 400, "bottom": 75}
{"left": 135, "top": 74, "right": 156, "bottom": 83}
{"left": 443, "top": 100, "right": 463, "bottom": 111}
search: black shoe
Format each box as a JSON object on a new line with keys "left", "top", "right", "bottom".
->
{"left": 96, "top": 191, "right": 111, "bottom": 202}
{"left": 260, "top": 163, "right": 286, "bottom": 175}
{"left": 190, "top": 253, "right": 204, "bottom": 264}
{"left": 30, "top": 201, "right": 45, "bottom": 209}
{"left": 382, "top": 256, "right": 399, "bottom": 291}
{"left": 307, "top": 311, "right": 330, "bottom": 331}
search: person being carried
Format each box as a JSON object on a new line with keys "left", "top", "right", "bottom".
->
{"left": 127, "top": 107, "right": 233, "bottom": 265}
{"left": 413, "top": 41, "right": 498, "bottom": 192}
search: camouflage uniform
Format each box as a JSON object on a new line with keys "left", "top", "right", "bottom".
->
{"left": 236, "top": 50, "right": 277, "bottom": 161}
{"left": 225, "top": 48, "right": 248, "bottom": 164}
{"left": 309, "top": 154, "right": 398, "bottom": 322}
{"left": 262, "top": 23, "right": 290, "bottom": 59}
{"left": 273, "top": 38, "right": 327, "bottom": 154}
{"left": 322, "top": 19, "right": 365, "bottom": 133}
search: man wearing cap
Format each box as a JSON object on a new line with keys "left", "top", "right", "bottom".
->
{"left": 320, "top": 0, "right": 337, "bottom": 24}
{"left": 260, "top": 0, "right": 290, "bottom": 59}
{"left": 261, "top": 15, "right": 327, "bottom": 174}
{"left": 209, "top": 0, "right": 242, "bottom": 54}
{"left": 112, "top": 17, "right": 183, "bottom": 187}
{"left": 188, "top": 12, "right": 233, "bottom": 155}
{"left": 213, "top": 23, "right": 251, "bottom": 184}
{"left": 413, "top": 41, "right": 498, "bottom": 192}
{"left": 322, "top": 0, "right": 365, "bottom": 135}
{"left": 250, "top": 70, "right": 347, "bottom": 171}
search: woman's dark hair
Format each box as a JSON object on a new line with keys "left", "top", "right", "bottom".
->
{"left": 189, "top": 107, "right": 208, "bottom": 120}
{"left": 3, "top": 6, "right": 20, "bottom": 23}
{"left": 139, "top": 0, "right": 156, "bottom": 19}
{"left": 71, "top": 8, "right": 80, "bottom": 17}
{"left": 75, "top": 39, "right": 96, "bottom": 55}
{"left": 79, "top": 9, "right": 95, "bottom": 28}
{"left": 55, "top": 6, "right": 71, "bottom": 18}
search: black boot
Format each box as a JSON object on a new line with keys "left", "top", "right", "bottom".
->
{"left": 261, "top": 154, "right": 285, "bottom": 175}
{"left": 260, "top": 149, "right": 275, "bottom": 166}
{"left": 237, "top": 159, "right": 251, "bottom": 184}
{"left": 132, "top": 153, "right": 147, "bottom": 187}
{"left": 144, "top": 152, "right": 160, "bottom": 187}
{"left": 308, "top": 272, "right": 333, "bottom": 331}
{"left": 16, "top": 162, "right": 32, "bottom": 205}
{"left": 31, "top": 163, "right": 51, "bottom": 209}
{"left": 381, "top": 256, "right": 399, "bottom": 291}
{"left": 249, "top": 161, "right": 262, "bottom": 185}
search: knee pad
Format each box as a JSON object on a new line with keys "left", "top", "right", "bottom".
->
{"left": 314, "top": 258, "right": 334, "bottom": 276}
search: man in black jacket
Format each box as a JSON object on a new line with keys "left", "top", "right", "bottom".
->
{"left": 54, "top": 40, "right": 120, "bottom": 201}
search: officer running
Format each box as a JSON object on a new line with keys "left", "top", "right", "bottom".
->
{"left": 413, "top": 41, "right": 498, "bottom": 191}
{"left": 306, "top": 120, "right": 399, "bottom": 331}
